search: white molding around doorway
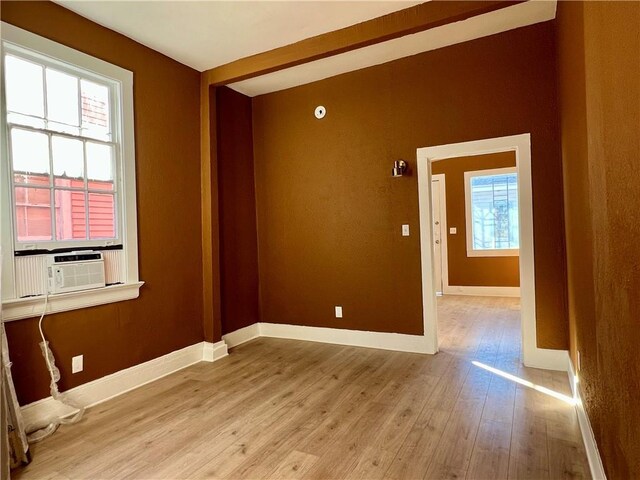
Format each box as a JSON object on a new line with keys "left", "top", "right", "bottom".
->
{"left": 417, "top": 134, "right": 568, "bottom": 371}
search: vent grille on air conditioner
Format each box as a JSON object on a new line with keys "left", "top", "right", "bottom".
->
{"left": 47, "top": 252, "right": 106, "bottom": 295}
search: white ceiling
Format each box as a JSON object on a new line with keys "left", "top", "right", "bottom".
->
{"left": 55, "top": 1, "right": 422, "bottom": 72}
{"left": 231, "top": 0, "right": 557, "bottom": 96}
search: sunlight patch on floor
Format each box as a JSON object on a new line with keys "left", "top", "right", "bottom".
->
{"left": 472, "top": 360, "right": 576, "bottom": 405}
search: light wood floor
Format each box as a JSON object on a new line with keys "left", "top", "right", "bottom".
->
{"left": 15, "top": 296, "right": 589, "bottom": 479}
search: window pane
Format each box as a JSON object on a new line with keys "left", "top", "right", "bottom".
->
{"left": 81, "top": 79, "right": 110, "bottom": 140}
{"left": 14, "top": 187, "right": 52, "bottom": 242}
{"left": 88, "top": 193, "right": 116, "bottom": 239}
{"left": 4, "top": 55, "right": 44, "bottom": 118}
{"left": 470, "top": 172, "right": 519, "bottom": 250}
{"left": 46, "top": 69, "right": 79, "bottom": 127}
{"left": 86, "top": 142, "right": 114, "bottom": 190}
{"left": 52, "top": 136, "right": 84, "bottom": 187}
{"left": 11, "top": 129, "right": 50, "bottom": 185}
{"left": 55, "top": 189, "right": 87, "bottom": 240}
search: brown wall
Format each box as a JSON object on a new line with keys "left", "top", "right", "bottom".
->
{"left": 1, "top": 1, "right": 204, "bottom": 405}
{"left": 431, "top": 152, "right": 519, "bottom": 287}
{"left": 216, "top": 87, "right": 260, "bottom": 335}
{"left": 253, "top": 21, "right": 568, "bottom": 347}
{"left": 556, "top": 1, "right": 640, "bottom": 477}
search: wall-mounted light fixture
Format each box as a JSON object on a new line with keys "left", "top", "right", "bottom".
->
{"left": 392, "top": 160, "right": 407, "bottom": 177}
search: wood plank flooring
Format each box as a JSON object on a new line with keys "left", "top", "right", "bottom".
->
{"left": 14, "top": 296, "right": 590, "bottom": 479}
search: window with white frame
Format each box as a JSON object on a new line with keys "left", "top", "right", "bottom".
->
{"left": 5, "top": 42, "right": 119, "bottom": 249}
{"left": 464, "top": 167, "right": 519, "bottom": 257}
{"left": 1, "top": 23, "right": 141, "bottom": 319}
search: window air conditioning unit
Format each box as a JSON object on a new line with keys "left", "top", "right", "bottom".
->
{"left": 47, "top": 251, "right": 106, "bottom": 295}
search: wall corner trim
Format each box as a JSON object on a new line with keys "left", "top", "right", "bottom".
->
{"left": 222, "top": 323, "right": 260, "bottom": 348}
{"left": 568, "top": 358, "right": 607, "bottom": 480}
{"left": 203, "top": 340, "right": 229, "bottom": 362}
{"left": 20, "top": 341, "right": 227, "bottom": 431}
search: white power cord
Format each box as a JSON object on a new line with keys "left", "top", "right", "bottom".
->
{"left": 26, "top": 293, "right": 85, "bottom": 443}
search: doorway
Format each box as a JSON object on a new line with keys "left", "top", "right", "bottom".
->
{"left": 417, "top": 134, "right": 566, "bottom": 370}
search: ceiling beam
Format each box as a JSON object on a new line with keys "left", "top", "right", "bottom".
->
{"left": 204, "top": 0, "right": 523, "bottom": 86}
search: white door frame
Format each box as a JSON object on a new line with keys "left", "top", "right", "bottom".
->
{"left": 417, "top": 134, "right": 568, "bottom": 370}
{"left": 431, "top": 174, "right": 449, "bottom": 295}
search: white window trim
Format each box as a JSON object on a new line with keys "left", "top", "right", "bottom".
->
{"left": 1, "top": 282, "right": 144, "bottom": 322}
{"left": 1, "top": 22, "right": 142, "bottom": 320}
{"left": 464, "top": 166, "right": 519, "bottom": 258}
{"left": 5, "top": 51, "right": 123, "bottom": 252}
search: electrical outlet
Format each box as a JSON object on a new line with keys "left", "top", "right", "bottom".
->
{"left": 449, "top": 227, "right": 457, "bottom": 234}
{"left": 72, "top": 355, "right": 83, "bottom": 374}
{"left": 335, "top": 306, "right": 343, "bottom": 318}
{"left": 402, "top": 224, "right": 410, "bottom": 236}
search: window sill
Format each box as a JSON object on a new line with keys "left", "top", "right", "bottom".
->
{"left": 1, "top": 281, "right": 144, "bottom": 322}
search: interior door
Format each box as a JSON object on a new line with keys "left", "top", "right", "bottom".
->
{"left": 431, "top": 177, "right": 443, "bottom": 294}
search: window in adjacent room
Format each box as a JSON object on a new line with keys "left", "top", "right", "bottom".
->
{"left": 1, "top": 22, "right": 141, "bottom": 319}
{"left": 464, "top": 167, "right": 519, "bottom": 257}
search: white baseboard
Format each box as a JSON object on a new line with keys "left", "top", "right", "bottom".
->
{"left": 222, "top": 323, "right": 260, "bottom": 348}
{"left": 523, "top": 347, "right": 569, "bottom": 371}
{"left": 568, "top": 359, "right": 607, "bottom": 480}
{"left": 443, "top": 285, "right": 520, "bottom": 297}
{"left": 21, "top": 341, "right": 225, "bottom": 431}
{"left": 224, "top": 322, "right": 569, "bottom": 369}
{"left": 258, "top": 322, "right": 431, "bottom": 354}
{"left": 203, "top": 340, "right": 228, "bottom": 362}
